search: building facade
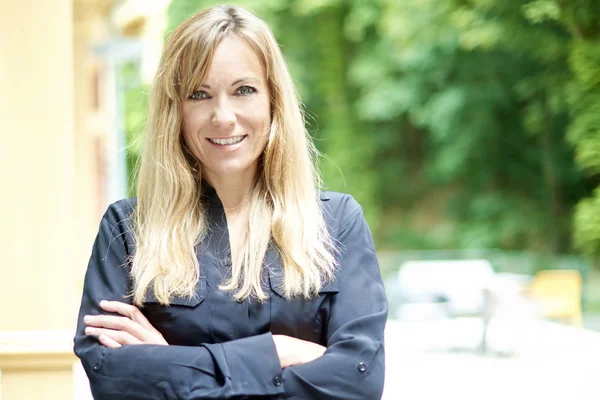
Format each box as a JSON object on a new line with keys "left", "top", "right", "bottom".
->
{"left": 0, "top": 0, "right": 166, "bottom": 397}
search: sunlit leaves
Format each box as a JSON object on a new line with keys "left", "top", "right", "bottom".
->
{"left": 291, "top": 0, "right": 341, "bottom": 16}
{"left": 574, "top": 189, "right": 600, "bottom": 258}
{"left": 144, "top": 0, "right": 598, "bottom": 254}
{"left": 522, "top": 0, "right": 560, "bottom": 24}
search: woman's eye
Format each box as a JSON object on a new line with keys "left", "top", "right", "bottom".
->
{"left": 236, "top": 86, "right": 256, "bottom": 96}
{"left": 189, "top": 91, "right": 209, "bottom": 100}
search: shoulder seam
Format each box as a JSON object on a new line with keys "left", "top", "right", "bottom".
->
{"left": 338, "top": 209, "right": 363, "bottom": 236}
{"left": 102, "top": 214, "right": 118, "bottom": 228}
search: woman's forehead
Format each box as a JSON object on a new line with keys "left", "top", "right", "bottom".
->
{"left": 201, "top": 35, "right": 266, "bottom": 86}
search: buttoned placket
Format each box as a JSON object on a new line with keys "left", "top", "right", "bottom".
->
{"left": 205, "top": 196, "right": 252, "bottom": 340}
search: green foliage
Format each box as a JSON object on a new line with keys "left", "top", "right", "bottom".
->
{"left": 121, "top": 0, "right": 599, "bottom": 257}
{"left": 567, "top": 41, "right": 600, "bottom": 173}
{"left": 565, "top": 35, "right": 600, "bottom": 258}
{"left": 354, "top": 0, "right": 590, "bottom": 252}
{"left": 574, "top": 188, "right": 600, "bottom": 259}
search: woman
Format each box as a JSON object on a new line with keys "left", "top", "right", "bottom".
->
{"left": 74, "top": 5, "right": 387, "bottom": 399}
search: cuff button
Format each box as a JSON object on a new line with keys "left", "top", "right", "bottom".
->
{"left": 357, "top": 362, "right": 367, "bottom": 373}
{"left": 273, "top": 375, "right": 283, "bottom": 386}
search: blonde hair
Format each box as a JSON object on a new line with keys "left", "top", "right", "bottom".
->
{"left": 130, "top": 5, "right": 337, "bottom": 305}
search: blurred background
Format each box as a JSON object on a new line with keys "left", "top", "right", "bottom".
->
{"left": 1, "top": 0, "right": 599, "bottom": 399}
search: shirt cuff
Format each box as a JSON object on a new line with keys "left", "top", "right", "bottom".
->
{"left": 221, "top": 332, "right": 286, "bottom": 396}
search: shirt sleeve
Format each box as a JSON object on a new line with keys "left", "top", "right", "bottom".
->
{"left": 279, "top": 200, "right": 388, "bottom": 399}
{"left": 73, "top": 204, "right": 285, "bottom": 400}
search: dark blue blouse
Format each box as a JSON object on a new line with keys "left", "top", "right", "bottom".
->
{"left": 74, "top": 188, "right": 388, "bottom": 399}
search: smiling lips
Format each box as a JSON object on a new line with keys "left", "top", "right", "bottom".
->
{"left": 207, "top": 135, "right": 246, "bottom": 146}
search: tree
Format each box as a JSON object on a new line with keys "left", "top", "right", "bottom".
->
{"left": 121, "top": 0, "right": 596, "bottom": 255}
{"left": 354, "top": 0, "right": 592, "bottom": 252}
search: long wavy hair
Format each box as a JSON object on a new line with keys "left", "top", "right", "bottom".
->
{"left": 130, "top": 5, "right": 338, "bottom": 306}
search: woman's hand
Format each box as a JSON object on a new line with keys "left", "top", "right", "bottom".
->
{"left": 272, "top": 334, "right": 326, "bottom": 368}
{"left": 84, "top": 300, "right": 168, "bottom": 348}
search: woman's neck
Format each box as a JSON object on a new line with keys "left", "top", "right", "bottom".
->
{"left": 203, "top": 171, "right": 256, "bottom": 213}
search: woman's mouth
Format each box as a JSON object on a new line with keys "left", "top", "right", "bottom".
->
{"left": 207, "top": 135, "right": 246, "bottom": 146}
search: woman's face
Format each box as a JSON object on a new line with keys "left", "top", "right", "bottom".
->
{"left": 181, "top": 35, "right": 271, "bottom": 184}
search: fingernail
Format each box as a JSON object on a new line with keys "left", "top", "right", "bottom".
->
{"left": 99, "top": 300, "right": 107, "bottom": 306}
{"left": 85, "top": 327, "right": 93, "bottom": 334}
{"left": 83, "top": 315, "right": 90, "bottom": 323}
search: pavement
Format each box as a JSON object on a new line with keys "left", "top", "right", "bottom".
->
{"left": 383, "top": 317, "right": 600, "bottom": 400}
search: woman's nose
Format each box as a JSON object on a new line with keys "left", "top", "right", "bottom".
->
{"left": 211, "top": 99, "right": 236, "bottom": 128}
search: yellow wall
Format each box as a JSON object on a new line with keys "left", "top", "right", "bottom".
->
{"left": 0, "top": 0, "right": 76, "bottom": 332}
{"left": 0, "top": 0, "right": 109, "bottom": 398}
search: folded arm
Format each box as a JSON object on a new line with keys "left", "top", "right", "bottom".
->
{"left": 74, "top": 207, "right": 285, "bottom": 400}
{"left": 279, "top": 202, "right": 388, "bottom": 399}
{"left": 75, "top": 197, "right": 387, "bottom": 400}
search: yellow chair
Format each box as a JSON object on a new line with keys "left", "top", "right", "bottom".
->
{"left": 526, "top": 269, "right": 583, "bottom": 328}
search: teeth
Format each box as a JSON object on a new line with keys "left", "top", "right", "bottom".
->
{"left": 209, "top": 136, "right": 244, "bottom": 145}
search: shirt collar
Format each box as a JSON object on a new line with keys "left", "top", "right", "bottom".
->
{"left": 200, "top": 181, "right": 223, "bottom": 209}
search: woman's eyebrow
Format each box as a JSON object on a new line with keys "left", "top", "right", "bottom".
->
{"left": 231, "top": 77, "right": 260, "bottom": 86}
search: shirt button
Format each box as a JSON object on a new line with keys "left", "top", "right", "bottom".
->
{"left": 357, "top": 362, "right": 367, "bottom": 373}
{"left": 93, "top": 363, "right": 101, "bottom": 372}
{"left": 273, "top": 375, "right": 283, "bottom": 386}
